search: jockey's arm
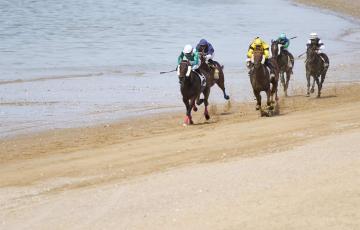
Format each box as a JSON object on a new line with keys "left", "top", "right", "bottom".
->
{"left": 283, "top": 39, "right": 290, "bottom": 48}
{"left": 247, "top": 47, "right": 254, "bottom": 59}
{"left": 264, "top": 48, "right": 270, "bottom": 59}
{"left": 190, "top": 52, "right": 199, "bottom": 67}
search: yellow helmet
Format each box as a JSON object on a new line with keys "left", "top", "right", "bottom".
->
{"left": 254, "top": 38, "right": 262, "bottom": 46}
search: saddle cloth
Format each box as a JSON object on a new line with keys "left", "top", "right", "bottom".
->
{"left": 194, "top": 71, "right": 207, "bottom": 92}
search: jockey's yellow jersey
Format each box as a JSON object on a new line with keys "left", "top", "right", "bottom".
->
{"left": 247, "top": 38, "right": 270, "bottom": 59}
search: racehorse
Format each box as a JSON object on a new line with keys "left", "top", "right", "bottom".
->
{"left": 249, "top": 50, "right": 272, "bottom": 113}
{"left": 271, "top": 40, "right": 294, "bottom": 97}
{"left": 177, "top": 60, "right": 211, "bottom": 125}
{"left": 305, "top": 46, "right": 329, "bottom": 97}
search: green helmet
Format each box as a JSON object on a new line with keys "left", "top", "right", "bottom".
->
{"left": 280, "top": 33, "right": 286, "bottom": 39}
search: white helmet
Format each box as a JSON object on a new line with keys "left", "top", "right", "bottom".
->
{"left": 183, "top": 44, "right": 193, "bottom": 54}
{"left": 310, "top": 32, "right": 318, "bottom": 39}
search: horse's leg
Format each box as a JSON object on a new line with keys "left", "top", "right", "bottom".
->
{"left": 320, "top": 73, "right": 326, "bottom": 94}
{"left": 285, "top": 70, "right": 291, "bottom": 97}
{"left": 315, "top": 76, "right": 321, "bottom": 98}
{"left": 203, "top": 87, "right": 211, "bottom": 120}
{"left": 311, "top": 77, "right": 316, "bottom": 94}
{"left": 280, "top": 71, "right": 285, "bottom": 90}
{"left": 254, "top": 90, "right": 261, "bottom": 110}
{"left": 188, "top": 98, "right": 195, "bottom": 124}
{"left": 266, "top": 88, "right": 273, "bottom": 110}
{"left": 196, "top": 95, "right": 204, "bottom": 106}
{"left": 193, "top": 96, "right": 198, "bottom": 112}
{"left": 306, "top": 72, "right": 311, "bottom": 97}
{"left": 183, "top": 97, "right": 192, "bottom": 125}
{"left": 270, "top": 77, "right": 276, "bottom": 104}
{"left": 216, "top": 72, "right": 230, "bottom": 100}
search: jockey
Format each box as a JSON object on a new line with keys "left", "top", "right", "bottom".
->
{"left": 246, "top": 37, "right": 275, "bottom": 77}
{"left": 306, "top": 33, "right": 328, "bottom": 67}
{"left": 196, "top": 39, "right": 215, "bottom": 63}
{"left": 196, "top": 39, "right": 220, "bottom": 79}
{"left": 177, "top": 44, "right": 200, "bottom": 70}
{"left": 276, "top": 33, "right": 294, "bottom": 68}
{"left": 306, "top": 32, "right": 325, "bottom": 52}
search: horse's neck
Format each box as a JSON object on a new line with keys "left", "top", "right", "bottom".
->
{"left": 253, "top": 64, "right": 266, "bottom": 75}
{"left": 309, "top": 54, "right": 321, "bottom": 65}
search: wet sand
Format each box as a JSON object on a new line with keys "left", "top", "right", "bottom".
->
{"left": 1, "top": 1, "right": 360, "bottom": 229}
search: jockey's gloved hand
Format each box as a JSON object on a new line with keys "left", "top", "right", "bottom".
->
{"left": 246, "top": 58, "right": 251, "bottom": 68}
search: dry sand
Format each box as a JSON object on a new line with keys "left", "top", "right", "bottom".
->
{"left": 295, "top": 0, "right": 360, "bottom": 19}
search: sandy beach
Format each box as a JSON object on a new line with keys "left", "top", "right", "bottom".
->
{"left": 1, "top": 1, "right": 360, "bottom": 229}
{"left": 295, "top": 0, "right": 360, "bottom": 18}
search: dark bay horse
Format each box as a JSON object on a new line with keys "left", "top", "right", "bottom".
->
{"left": 249, "top": 50, "right": 272, "bottom": 113}
{"left": 178, "top": 60, "right": 211, "bottom": 125}
{"left": 197, "top": 50, "right": 230, "bottom": 100}
{"left": 271, "top": 40, "right": 294, "bottom": 97}
{"left": 305, "top": 47, "right": 329, "bottom": 97}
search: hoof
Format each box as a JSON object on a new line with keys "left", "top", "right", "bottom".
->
{"left": 184, "top": 116, "right": 193, "bottom": 125}
{"left": 306, "top": 93, "right": 310, "bottom": 97}
{"left": 256, "top": 105, "right": 260, "bottom": 111}
{"left": 268, "top": 105, "right": 274, "bottom": 111}
{"left": 310, "top": 88, "right": 315, "bottom": 94}
{"left": 224, "top": 95, "right": 230, "bottom": 100}
{"left": 193, "top": 106, "right": 198, "bottom": 112}
{"left": 317, "top": 94, "right": 321, "bottom": 98}
{"left": 205, "top": 113, "right": 210, "bottom": 120}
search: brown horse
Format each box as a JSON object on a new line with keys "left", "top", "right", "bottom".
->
{"left": 305, "top": 47, "right": 329, "bottom": 97}
{"left": 178, "top": 60, "right": 210, "bottom": 125}
{"left": 271, "top": 40, "right": 294, "bottom": 97}
{"left": 197, "top": 51, "right": 230, "bottom": 100}
{"left": 249, "top": 50, "right": 272, "bottom": 113}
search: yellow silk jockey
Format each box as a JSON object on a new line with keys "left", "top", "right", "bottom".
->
{"left": 246, "top": 37, "right": 274, "bottom": 77}
{"left": 247, "top": 37, "right": 270, "bottom": 60}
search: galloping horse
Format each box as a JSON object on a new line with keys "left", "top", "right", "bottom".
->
{"left": 249, "top": 50, "right": 272, "bottom": 112}
{"left": 305, "top": 47, "right": 329, "bottom": 97}
{"left": 271, "top": 40, "right": 294, "bottom": 97}
{"left": 178, "top": 60, "right": 211, "bottom": 125}
{"left": 197, "top": 50, "right": 230, "bottom": 101}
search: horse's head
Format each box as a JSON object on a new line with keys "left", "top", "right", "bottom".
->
{"left": 271, "top": 40, "right": 279, "bottom": 58}
{"left": 177, "top": 60, "right": 192, "bottom": 86}
{"left": 253, "top": 49, "right": 264, "bottom": 68}
{"left": 306, "top": 46, "right": 318, "bottom": 63}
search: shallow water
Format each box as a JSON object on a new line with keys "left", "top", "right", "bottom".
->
{"left": 0, "top": 0, "right": 360, "bottom": 138}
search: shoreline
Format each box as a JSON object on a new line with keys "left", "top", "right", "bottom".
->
{"left": 294, "top": 0, "right": 360, "bottom": 20}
